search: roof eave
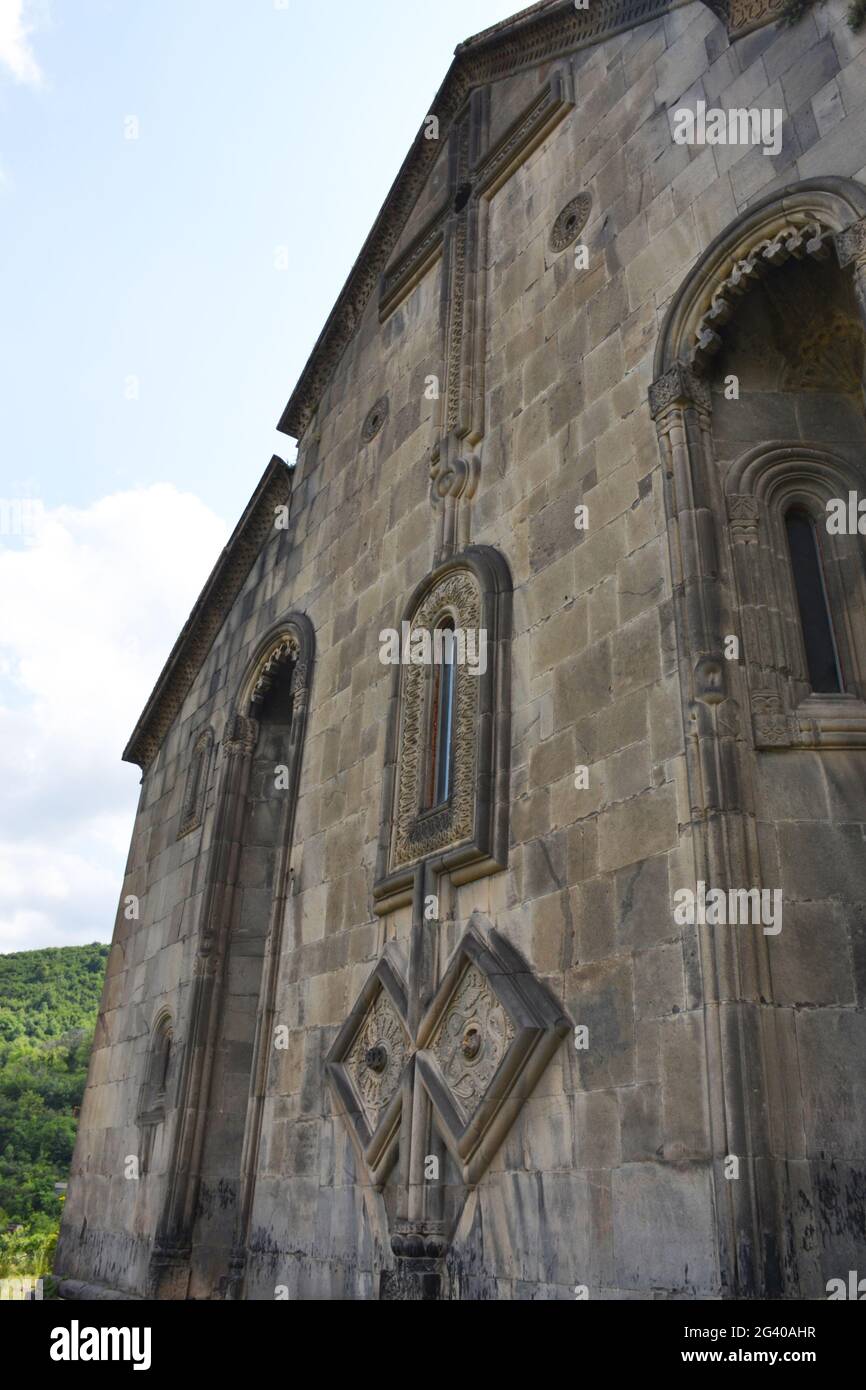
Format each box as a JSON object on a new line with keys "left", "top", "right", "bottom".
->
{"left": 123, "top": 455, "right": 293, "bottom": 771}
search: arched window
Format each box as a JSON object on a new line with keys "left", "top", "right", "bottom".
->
{"left": 784, "top": 508, "right": 843, "bottom": 695}
{"left": 139, "top": 1012, "right": 173, "bottom": 1127}
{"left": 179, "top": 728, "right": 213, "bottom": 838}
{"left": 374, "top": 548, "right": 512, "bottom": 914}
{"left": 427, "top": 617, "right": 456, "bottom": 807}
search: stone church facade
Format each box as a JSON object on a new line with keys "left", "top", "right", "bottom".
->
{"left": 57, "top": 0, "right": 866, "bottom": 1300}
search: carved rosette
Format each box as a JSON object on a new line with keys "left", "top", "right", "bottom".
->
{"left": 325, "top": 952, "right": 411, "bottom": 1189}
{"left": 430, "top": 964, "right": 514, "bottom": 1117}
{"left": 328, "top": 917, "right": 570, "bottom": 1193}
{"left": 361, "top": 396, "right": 389, "bottom": 444}
{"left": 391, "top": 569, "right": 481, "bottom": 870}
{"left": 346, "top": 990, "right": 410, "bottom": 1130}
{"left": 549, "top": 191, "right": 592, "bottom": 254}
{"left": 415, "top": 916, "right": 571, "bottom": 1187}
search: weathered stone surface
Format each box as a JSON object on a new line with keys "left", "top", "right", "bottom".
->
{"left": 57, "top": 0, "right": 866, "bottom": 1303}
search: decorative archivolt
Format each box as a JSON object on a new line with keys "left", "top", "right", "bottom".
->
{"left": 653, "top": 179, "right": 866, "bottom": 384}
{"left": 724, "top": 443, "right": 866, "bottom": 749}
{"left": 237, "top": 619, "right": 314, "bottom": 721}
{"left": 690, "top": 221, "right": 833, "bottom": 372}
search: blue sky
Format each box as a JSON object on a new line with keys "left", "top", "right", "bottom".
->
{"left": 0, "top": 0, "right": 512, "bottom": 951}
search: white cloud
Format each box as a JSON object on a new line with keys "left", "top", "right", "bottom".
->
{"left": 0, "top": 485, "right": 228, "bottom": 952}
{"left": 0, "top": 0, "right": 43, "bottom": 86}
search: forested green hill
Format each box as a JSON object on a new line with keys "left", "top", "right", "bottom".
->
{"left": 0, "top": 943, "right": 108, "bottom": 1281}
{"left": 0, "top": 942, "right": 109, "bottom": 1042}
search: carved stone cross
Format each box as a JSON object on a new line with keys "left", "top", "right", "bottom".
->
{"left": 325, "top": 68, "right": 580, "bottom": 1299}
{"left": 381, "top": 66, "right": 577, "bottom": 561}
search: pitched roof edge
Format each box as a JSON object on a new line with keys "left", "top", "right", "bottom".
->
{"left": 458, "top": 0, "right": 569, "bottom": 52}
{"left": 123, "top": 456, "right": 293, "bottom": 771}
{"left": 277, "top": 0, "right": 676, "bottom": 442}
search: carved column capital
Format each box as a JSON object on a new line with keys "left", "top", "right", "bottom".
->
{"left": 835, "top": 217, "right": 866, "bottom": 328}
{"left": 727, "top": 494, "right": 760, "bottom": 544}
{"left": 649, "top": 361, "right": 712, "bottom": 422}
{"left": 835, "top": 217, "right": 866, "bottom": 270}
{"left": 223, "top": 713, "right": 259, "bottom": 758}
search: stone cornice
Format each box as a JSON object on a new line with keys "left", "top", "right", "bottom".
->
{"left": 277, "top": 0, "right": 678, "bottom": 441}
{"left": 123, "top": 457, "right": 292, "bottom": 771}
{"left": 701, "top": 0, "right": 785, "bottom": 39}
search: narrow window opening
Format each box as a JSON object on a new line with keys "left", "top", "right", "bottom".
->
{"left": 427, "top": 618, "right": 456, "bottom": 808}
{"left": 785, "top": 508, "right": 843, "bottom": 694}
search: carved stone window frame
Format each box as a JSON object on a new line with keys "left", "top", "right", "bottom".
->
{"left": 178, "top": 727, "right": 214, "bottom": 838}
{"left": 138, "top": 1009, "right": 174, "bottom": 1130}
{"left": 727, "top": 444, "right": 866, "bottom": 750}
{"left": 373, "top": 546, "right": 512, "bottom": 916}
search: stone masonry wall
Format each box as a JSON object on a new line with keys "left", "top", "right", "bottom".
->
{"left": 58, "top": 0, "right": 866, "bottom": 1299}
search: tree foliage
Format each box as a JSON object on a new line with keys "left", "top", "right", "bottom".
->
{"left": 0, "top": 944, "right": 107, "bottom": 1282}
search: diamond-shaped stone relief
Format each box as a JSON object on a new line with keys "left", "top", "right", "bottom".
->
{"left": 416, "top": 917, "right": 571, "bottom": 1186}
{"left": 346, "top": 989, "right": 410, "bottom": 1131}
{"left": 325, "top": 947, "right": 410, "bottom": 1189}
{"left": 328, "top": 915, "right": 571, "bottom": 1196}
{"left": 429, "top": 963, "right": 515, "bottom": 1121}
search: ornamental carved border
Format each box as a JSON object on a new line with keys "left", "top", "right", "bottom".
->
{"left": 374, "top": 546, "right": 512, "bottom": 915}
{"left": 701, "top": 0, "right": 785, "bottom": 39}
{"left": 391, "top": 569, "right": 481, "bottom": 869}
{"left": 725, "top": 444, "right": 866, "bottom": 752}
{"left": 690, "top": 221, "right": 833, "bottom": 372}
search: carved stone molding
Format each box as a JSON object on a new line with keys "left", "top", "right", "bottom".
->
{"left": 380, "top": 205, "right": 449, "bottom": 321}
{"left": 472, "top": 66, "right": 574, "bottom": 198}
{"left": 279, "top": 0, "right": 671, "bottom": 438}
{"left": 649, "top": 361, "right": 712, "bottom": 420}
{"left": 727, "top": 494, "right": 760, "bottom": 545}
{"left": 654, "top": 182, "right": 866, "bottom": 387}
{"left": 835, "top": 216, "right": 866, "bottom": 269}
{"left": 429, "top": 432, "right": 480, "bottom": 563}
{"left": 700, "top": 0, "right": 785, "bottom": 39}
{"left": 346, "top": 989, "right": 411, "bottom": 1131}
{"left": 550, "top": 191, "right": 592, "bottom": 254}
{"left": 124, "top": 457, "right": 292, "bottom": 770}
{"left": 752, "top": 691, "right": 795, "bottom": 749}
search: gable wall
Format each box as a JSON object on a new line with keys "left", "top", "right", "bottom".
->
{"left": 58, "top": 0, "right": 866, "bottom": 1300}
